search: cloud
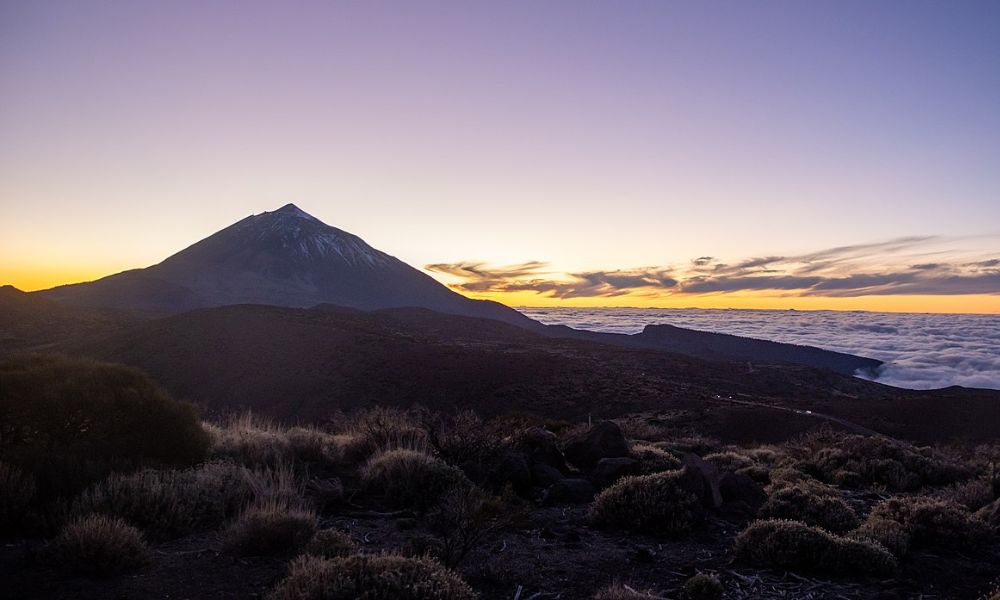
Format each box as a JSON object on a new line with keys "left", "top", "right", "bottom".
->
{"left": 519, "top": 306, "right": 1000, "bottom": 390}
{"left": 427, "top": 235, "right": 1000, "bottom": 299}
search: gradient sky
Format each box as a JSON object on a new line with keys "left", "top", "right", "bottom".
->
{"left": 1, "top": 1, "right": 998, "bottom": 312}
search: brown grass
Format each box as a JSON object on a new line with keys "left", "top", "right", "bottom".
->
{"left": 46, "top": 514, "right": 150, "bottom": 576}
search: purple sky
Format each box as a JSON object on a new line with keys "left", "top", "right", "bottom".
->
{"left": 1, "top": 1, "right": 998, "bottom": 310}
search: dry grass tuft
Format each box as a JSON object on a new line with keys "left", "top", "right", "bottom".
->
{"left": 363, "top": 448, "right": 470, "bottom": 510}
{"left": 758, "top": 484, "right": 859, "bottom": 533}
{"left": 303, "top": 528, "right": 358, "bottom": 558}
{"left": 224, "top": 499, "right": 317, "bottom": 556}
{"left": 46, "top": 514, "right": 150, "bottom": 576}
{"left": 682, "top": 573, "right": 724, "bottom": 600}
{"left": 589, "top": 470, "right": 700, "bottom": 535}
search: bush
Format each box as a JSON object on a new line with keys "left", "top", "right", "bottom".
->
{"left": 631, "top": 443, "right": 682, "bottom": 474}
{"left": 0, "top": 461, "right": 35, "bottom": 534}
{"left": 704, "top": 452, "right": 754, "bottom": 474}
{"left": 363, "top": 449, "right": 470, "bottom": 510}
{"left": 682, "top": 573, "right": 724, "bottom": 600}
{"left": 225, "top": 499, "right": 317, "bottom": 556}
{"left": 420, "top": 411, "right": 516, "bottom": 489}
{"left": 734, "top": 519, "right": 896, "bottom": 576}
{"left": 344, "top": 406, "right": 428, "bottom": 457}
{"left": 589, "top": 470, "right": 700, "bottom": 535}
{"left": 72, "top": 461, "right": 256, "bottom": 538}
{"left": 426, "top": 485, "right": 516, "bottom": 566}
{"left": 849, "top": 517, "right": 911, "bottom": 557}
{"left": 46, "top": 514, "right": 150, "bottom": 576}
{"left": 795, "top": 433, "right": 970, "bottom": 491}
{"left": 866, "top": 496, "right": 981, "bottom": 548}
{"left": 208, "top": 413, "right": 341, "bottom": 467}
{"left": 758, "top": 484, "right": 859, "bottom": 533}
{"left": 0, "top": 355, "right": 209, "bottom": 501}
{"left": 303, "top": 528, "right": 358, "bottom": 558}
{"left": 592, "top": 583, "right": 658, "bottom": 599}
{"left": 267, "top": 553, "right": 477, "bottom": 600}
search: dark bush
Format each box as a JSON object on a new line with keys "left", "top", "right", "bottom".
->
{"left": 0, "top": 355, "right": 210, "bottom": 502}
{"left": 682, "top": 573, "right": 724, "bottom": 600}
{"left": 734, "top": 519, "right": 896, "bottom": 576}
{"left": 363, "top": 449, "right": 471, "bottom": 510}
{"left": 758, "top": 484, "right": 859, "bottom": 533}
{"left": 0, "top": 461, "right": 35, "bottom": 534}
{"left": 303, "top": 528, "right": 358, "bottom": 558}
{"left": 46, "top": 514, "right": 150, "bottom": 576}
{"left": 266, "top": 553, "right": 477, "bottom": 600}
{"left": 866, "top": 496, "right": 982, "bottom": 548}
{"left": 224, "top": 499, "right": 317, "bottom": 556}
{"left": 589, "top": 470, "right": 700, "bottom": 535}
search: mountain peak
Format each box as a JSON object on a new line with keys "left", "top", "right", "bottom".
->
{"left": 269, "top": 203, "right": 318, "bottom": 222}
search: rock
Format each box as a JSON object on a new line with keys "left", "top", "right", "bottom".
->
{"left": 682, "top": 454, "right": 723, "bottom": 508}
{"left": 495, "top": 451, "right": 532, "bottom": 491}
{"left": 591, "top": 457, "right": 641, "bottom": 488}
{"left": 532, "top": 463, "right": 564, "bottom": 487}
{"left": 634, "top": 546, "right": 656, "bottom": 563}
{"left": 542, "top": 478, "right": 596, "bottom": 505}
{"left": 563, "top": 421, "right": 630, "bottom": 470}
{"left": 518, "top": 427, "right": 569, "bottom": 473}
{"left": 719, "top": 472, "right": 766, "bottom": 509}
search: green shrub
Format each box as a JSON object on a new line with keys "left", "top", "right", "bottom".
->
{"left": 46, "top": 514, "right": 150, "bottom": 576}
{"left": 682, "top": 573, "right": 724, "bottom": 600}
{"left": 303, "top": 528, "right": 358, "bottom": 558}
{"left": 758, "top": 484, "right": 859, "bottom": 533}
{"left": 589, "top": 470, "right": 700, "bottom": 535}
{"left": 363, "top": 449, "right": 470, "bottom": 510}
{"left": 0, "top": 355, "right": 209, "bottom": 501}
{"left": 266, "top": 553, "right": 477, "bottom": 600}
{"left": 867, "top": 496, "right": 982, "bottom": 547}
{"left": 734, "top": 519, "right": 896, "bottom": 576}
{"left": 0, "top": 461, "right": 35, "bottom": 533}
{"left": 72, "top": 461, "right": 256, "bottom": 538}
{"left": 225, "top": 499, "right": 317, "bottom": 556}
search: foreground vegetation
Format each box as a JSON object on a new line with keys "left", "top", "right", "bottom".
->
{"left": 2, "top": 355, "right": 999, "bottom": 599}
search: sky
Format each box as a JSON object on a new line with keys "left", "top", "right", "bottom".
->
{"left": 1, "top": 1, "right": 998, "bottom": 313}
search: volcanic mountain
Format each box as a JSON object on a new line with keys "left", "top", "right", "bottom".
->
{"left": 37, "top": 204, "right": 535, "bottom": 327}
{"left": 29, "top": 203, "right": 880, "bottom": 374}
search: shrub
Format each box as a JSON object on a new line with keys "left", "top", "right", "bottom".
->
{"left": 363, "top": 449, "right": 470, "bottom": 510}
{"left": 794, "top": 433, "right": 970, "bottom": 491}
{"left": 344, "top": 406, "right": 428, "bottom": 457}
{"left": 935, "top": 478, "right": 995, "bottom": 512}
{"left": 0, "top": 355, "right": 209, "bottom": 502}
{"left": 849, "top": 517, "right": 911, "bottom": 557}
{"left": 758, "top": 484, "right": 859, "bottom": 533}
{"left": 631, "top": 443, "right": 682, "bottom": 474}
{"left": 704, "top": 452, "right": 754, "bottom": 474}
{"left": 303, "top": 528, "right": 358, "bottom": 558}
{"left": 426, "top": 485, "right": 516, "bottom": 566}
{"left": 266, "top": 553, "right": 477, "bottom": 600}
{"left": 0, "top": 461, "right": 35, "bottom": 533}
{"left": 208, "top": 413, "right": 341, "bottom": 467}
{"left": 225, "top": 499, "right": 317, "bottom": 556}
{"left": 592, "top": 583, "right": 658, "bottom": 599}
{"left": 72, "top": 461, "right": 256, "bottom": 538}
{"left": 46, "top": 514, "right": 150, "bottom": 576}
{"left": 867, "top": 496, "right": 981, "bottom": 547}
{"left": 734, "top": 519, "right": 896, "bottom": 576}
{"left": 589, "top": 470, "right": 700, "bottom": 535}
{"left": 420, "top": 411, "right": 515, "bottom": 489}
{"left": 682, "top": 573, "right": 724, "bottom": 600}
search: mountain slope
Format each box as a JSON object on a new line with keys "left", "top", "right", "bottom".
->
{"left": 58, "top": 303, "right": 1000, "bottom": 443}
{"left": 36, "top": 204, "right": 536, "bottom": 327}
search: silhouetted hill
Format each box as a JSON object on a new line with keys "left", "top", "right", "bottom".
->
{"left": 58, "top": 303, "right": 1000, "bottom": 443}
{"left": 35, "top": 204, "right": 535, "bottom": 328}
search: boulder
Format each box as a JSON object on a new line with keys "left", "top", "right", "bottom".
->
{"left": 591, "top": 457, "right": 641, "bottom": 488}
{"left": 532, "top": 463, "right": 564, "bottom": 487}
{"left": 563, "top": 421, "right": 630, "bottom": 470}
{"left": 681, "top": 454, "right": 723, "bottom": 508}
{"left": 518, "top": 427, "right": 569, "bottom": 473}
{"left": 542, "top": 478, "right": 596, "bottom": 505}
{"left": 719, "top": 472, "right": 766, "bottom": 509}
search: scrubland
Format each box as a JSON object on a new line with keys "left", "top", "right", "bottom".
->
{"left": 2, "top": 355, "right": 999, "bottom": 599}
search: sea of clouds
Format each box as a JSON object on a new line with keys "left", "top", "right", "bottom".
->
{"left": 520, "top": 307, "right": 1000, "bottom": 391}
